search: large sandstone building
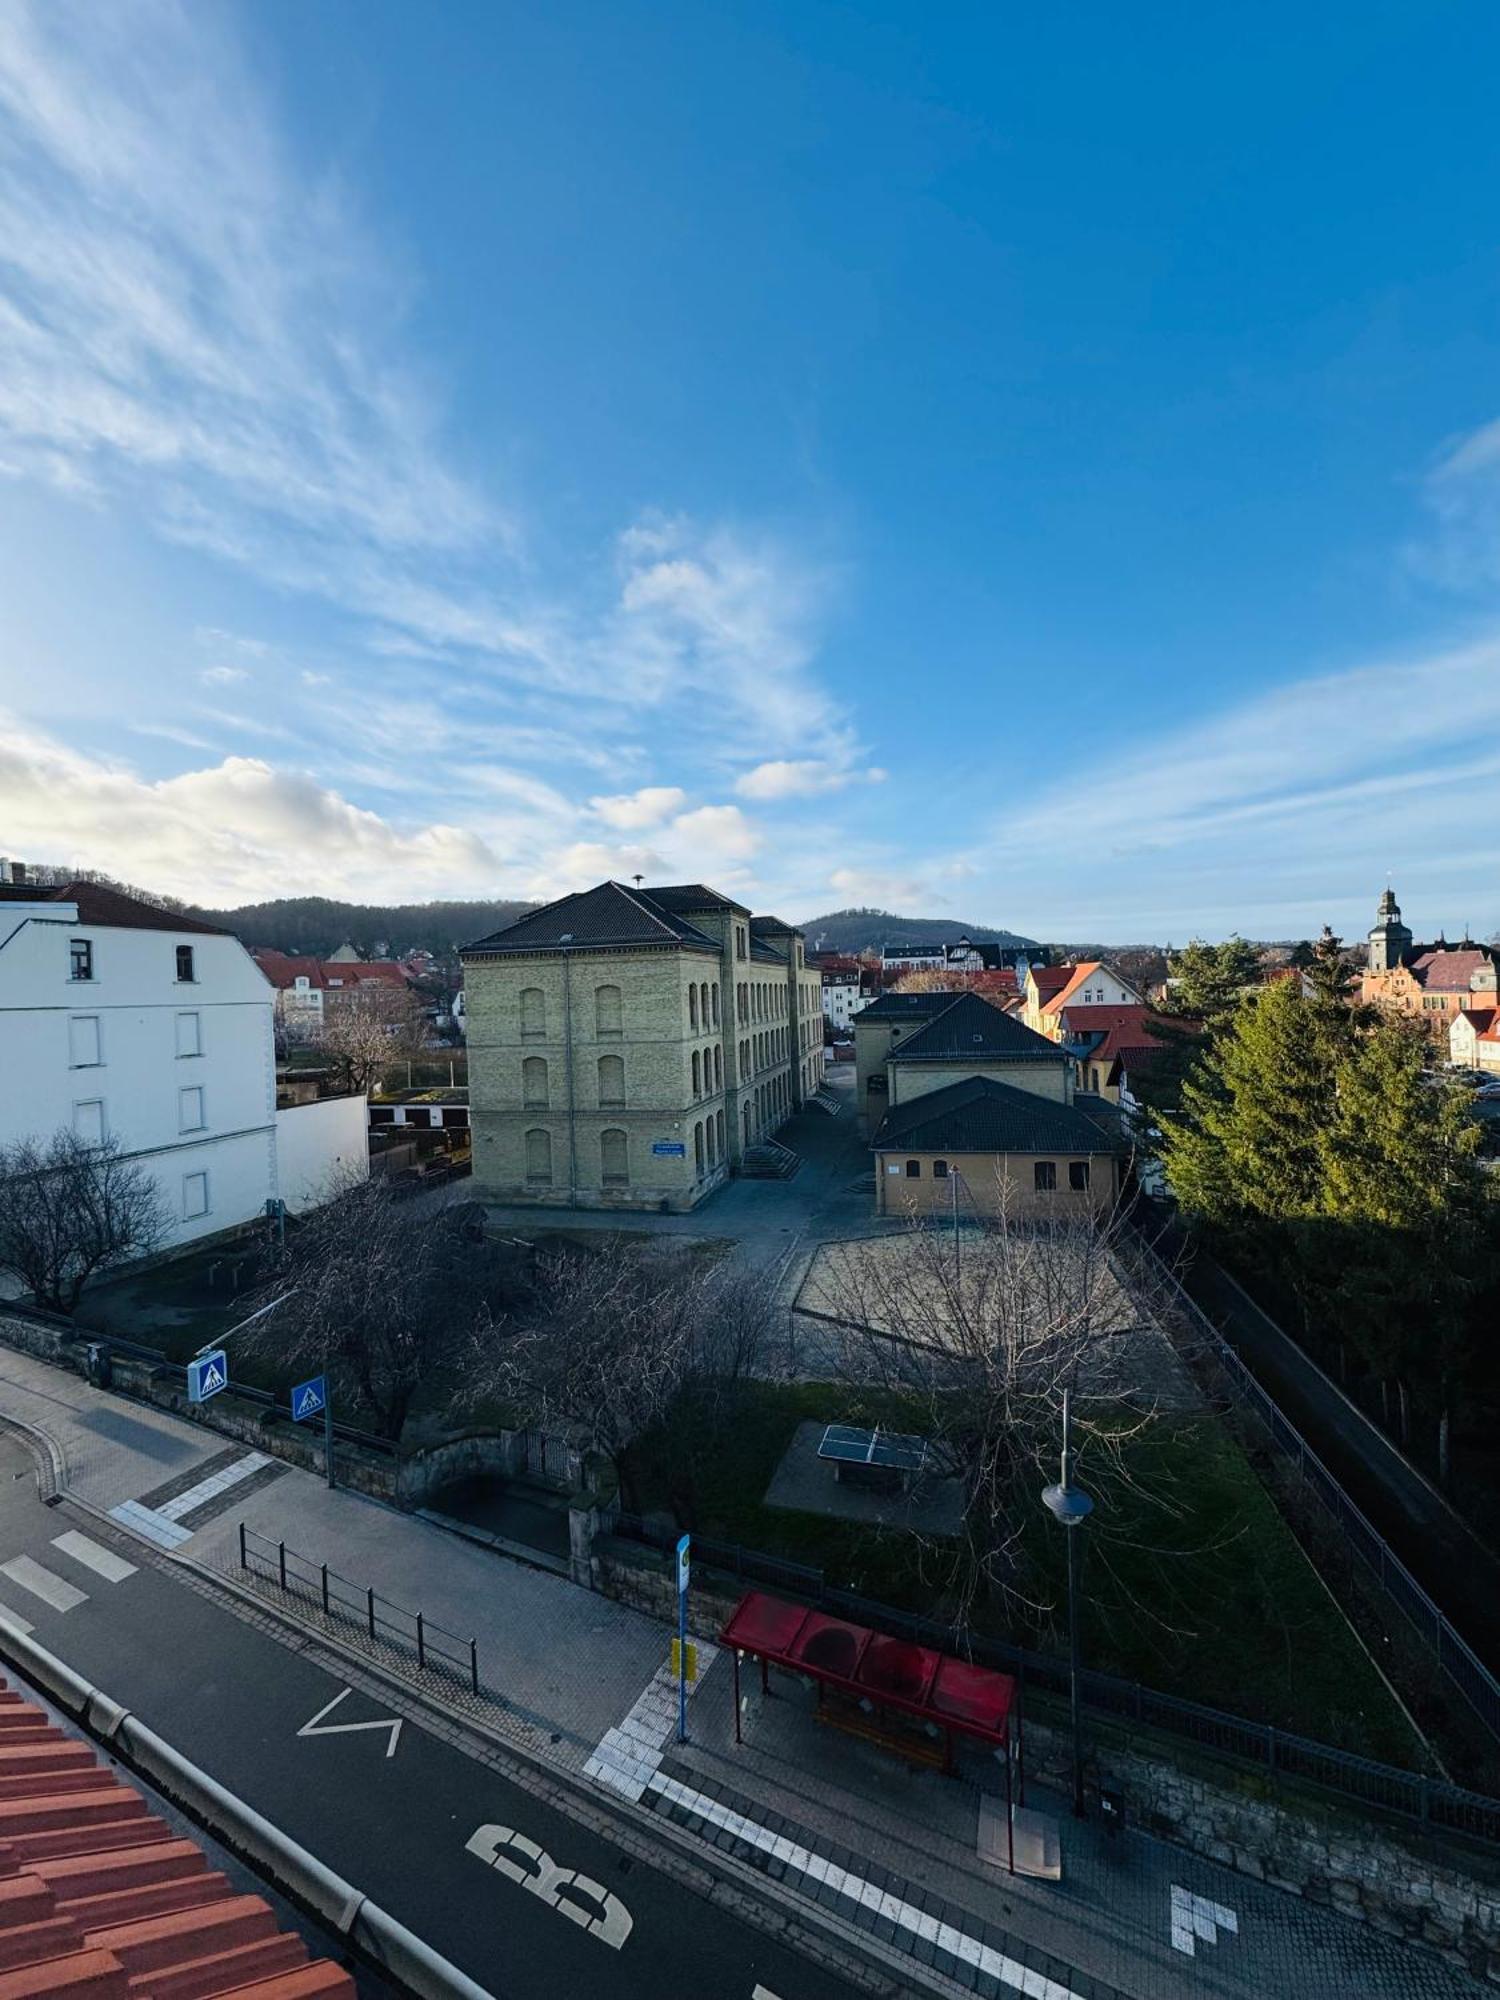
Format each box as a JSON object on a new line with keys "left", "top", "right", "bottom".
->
{"left": 1360, "top": 886, "right": 1498, "bottom": 1036}
{"left": 460, "top": 880, "right": 823, "bottom": 1210}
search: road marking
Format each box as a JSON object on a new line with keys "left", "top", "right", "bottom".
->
{"left": 752, "top": 1988, "right": 784, "bottom": 1999}
{"left": 110, "top": 1450, "right": 273, "bottom": 1548}
{"left": 583, "top": 1645, "right": 719, "bottom": 1803}
{"left": 465, "top": 1825, "right": 633, "bottom": 1949}
{"left": 0, "top": 1600, "right": 35, "bottom": 1637}
{"left": 648, "top": 1773, "right": 1086, "bottom": 2000}
{"left": 0, "top": 1555, "right": 88, "bottom": 1613}
{"left": 107, "top": 1499, "right": 192, "bottom": 1550}
{"left": 296, "top": 1686, "right": 403, "bottom": 1759}
{"left": 51, "top": 1532, "right": 137, "bottom": 1583}
{"left": 1170, "top": 1884, "right": 1238, "bottom": 1957}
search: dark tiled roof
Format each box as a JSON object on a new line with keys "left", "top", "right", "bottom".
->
{"left": 750, "top": 940, "right": 787, "bottom": 965}
{"left": 461, "top": 880, "right": 719, "bottom": 956}
{"left": 1029, "top": 965, "right": 1072, "bottom": 998}
{"left": 872, "top": 1075, "right": 1124, "bottom": 1155}
{"left": 851, "top": 991, "right": 953, "bottom": 1024}
{"left": 750, "top": 914, "right": 800, "bottom": 936}
{"left": 0, "top": 880, "right": 227, "bottom": 934}
{"left": 887, "top": 991, "right": 1067, "bottom": 1066}
{"left": 645, "top": 882, "right": 752, "bottom": 916}
{"left": 1408, "top": 947, "right": 1498, "bottom": 993}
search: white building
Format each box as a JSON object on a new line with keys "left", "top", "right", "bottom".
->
{"left": 820, "top": 972, "right": 866, "bottom": 1030}
{"left": 0, "top": 873, "right": 364, "bottom": 1253}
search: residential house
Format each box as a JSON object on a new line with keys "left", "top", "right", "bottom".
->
{"left": 0, "top": 871, "right": 365, "bottom": 1250}
{"left": 1024, "top": 960, "right": 1145, "bottom": 1040}
{"left": 251, "top": 950, "right": 412, "bottom": 1037}
{"left": 1451, "top": 1008, "right": 1500, "bottom": 1075}
{"left": 459, "top": 880, "right": 823, "bottom": 1211}
{"left": 868, "top": 992, "right": 1122, "bottom": 1217}
{"left": 1060, "top": 1004, "right": 1174, "bottom": 1102}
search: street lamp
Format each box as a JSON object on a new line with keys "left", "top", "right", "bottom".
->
{"left": 1041, "top": 1385, "right": 1093, "bottom": 1818}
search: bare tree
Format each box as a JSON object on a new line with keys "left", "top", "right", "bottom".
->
{"left": 802, "top": 1183, "right": 1191, "bottom": 1630}
{"left": 0, "top": 1131, "right": 165, "bottom": 1314}
{"left": 463, "top": 1245, "right": 780, "bottom": 1504}
{"left": 243, "top": 1177, "right": 520, "bottom": 1439}
{"left": 313, "top": 987, "right": 426, "bottom": 1097}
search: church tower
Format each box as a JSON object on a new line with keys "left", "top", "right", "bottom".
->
{"left": 1367, "top": 886, "right": 1413, "bottom": 973}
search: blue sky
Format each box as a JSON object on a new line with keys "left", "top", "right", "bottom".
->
{"left": 3, "top": 0, "right": 1500, "bottom": 942}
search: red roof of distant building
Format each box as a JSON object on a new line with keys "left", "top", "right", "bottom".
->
{"left": 1029, "top": 966, "right": 1071, "bottom": 999}
{"left": 252, "top": 951, "right": 409, "bottom": 992}
{"left": 1061, "top": 1004, "right": 1166, "bottom": 1064}
{"left": 1461, "top": 1008, "right": 1500, "bottom": 1041}
{"left": 0, "top": 1671, "right": 353, "bottom": 2000}
{"left": 1409, "top": 948, "right": 1496, "bottom": 993}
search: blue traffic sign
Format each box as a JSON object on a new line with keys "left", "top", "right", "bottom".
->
{"left": 187, "top": 1349, "right": 228, "bottom": 1404}
{"left": 291, "top": 1374, "right": 327, "bottom": 1423}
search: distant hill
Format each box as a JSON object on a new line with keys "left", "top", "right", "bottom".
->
{"left": 187, "top": 895, "right": 537, "bottom": 958}
{"left": 797, "top": 907, "right": 1039, "bottom": 955}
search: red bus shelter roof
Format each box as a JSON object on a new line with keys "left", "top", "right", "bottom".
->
{"left": 720, "top": 1589, "right": 1015, "bottom": 1747}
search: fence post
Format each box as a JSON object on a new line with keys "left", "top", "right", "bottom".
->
{"left": 238, "top": 1522, "right": 246, "bottom": 1571}
{"left": 1266, "top": 1724, "right": 1277, "bottom": 1776}
{"left": 321, "top": 1563, "right": 329, "bottom": 1615}
{"left": 417, "top": 1612, "right": 426, "bottom": 1669}
{"left": 367, "top": 1586, "right": 376, "bottom": 1640}
{"left": 278, "top": 1540, "right": 286, "bottom": 1591}
{"left": 470, "top": 1638, "right": 479, "bottom": 1695}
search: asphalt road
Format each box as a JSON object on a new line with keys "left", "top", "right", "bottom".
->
{"left": 0, "top": 1435, "right": 871, "bottom": 2000}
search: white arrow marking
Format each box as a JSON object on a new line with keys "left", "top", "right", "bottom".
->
{"left": 297, "top": 1686, "right": 403, "bottom": 1759}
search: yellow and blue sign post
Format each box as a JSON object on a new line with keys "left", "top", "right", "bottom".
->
{"left": 675, "top": 1532, "right": 691, "bottom": 1744}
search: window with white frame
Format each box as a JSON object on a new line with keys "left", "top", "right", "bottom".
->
{"left": 175, "top": 1011, "right": 202, "bottom": 1058}
{"left": 68, "top": 1015, "right": 102, "bottom": 1067}
{"left": 178, "top": 1085, "right": 206, "bottom": 1132}
{"left": 73, "top": 1099, "right": 105, "bottom": 1144}
{"left": 182, "top": 1171, "right": 210, "bottom": 1220}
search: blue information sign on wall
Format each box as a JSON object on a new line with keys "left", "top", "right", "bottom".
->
{"left": 651, "top": 1141, "right": 687, "bottom": 1157}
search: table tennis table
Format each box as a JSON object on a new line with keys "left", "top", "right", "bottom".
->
{"left": 817, "top": 1423, "right": 928, "bottom": 1493}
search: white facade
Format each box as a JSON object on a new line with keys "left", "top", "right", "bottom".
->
{"left": 1450, "top": 1011, "right": 1500, "bottom": 1074}
{"left": 821, "top": 976, "right": 866, "bottom": 1029}
{"left": 0, "top": 894, "right": 362, "bottom": 1254}
{"left": 274, "top": 1095, "right": 369, "bottom": 1208}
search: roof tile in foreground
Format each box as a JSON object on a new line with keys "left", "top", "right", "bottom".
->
{"left": 0, "top": 1676, "right": 353, "bottom": 2000}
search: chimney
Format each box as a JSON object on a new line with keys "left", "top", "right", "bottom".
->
{"left": 0, "top": 859, "right": 23, "bottom": 885}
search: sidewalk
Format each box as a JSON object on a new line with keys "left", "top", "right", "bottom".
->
{"left": 0, "top": 1338, "right": 1488, "bottom": 1999}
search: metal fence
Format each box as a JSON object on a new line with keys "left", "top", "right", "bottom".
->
{"left": 239, "top": 1523, "right": 479, "bottom": 1693}
{"left": 1125, "top": 1226, "right": 1500, "bottom": 1748}
{"left": 609, "top": 1509, "right": 1500, "bottom": 1851}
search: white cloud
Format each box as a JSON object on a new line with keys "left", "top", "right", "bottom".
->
{"left": 199, "top": 664, "right": 248, "bottom": 686}
{"left": 0, "top": 716, "right": 501, "bottom": 903}
{"left": 735, "top": 758, "right": 885, "bottom": 800}
{"left": 668, "top": 803, "right": 761, "bottom": 861}
{"left": 826, "top": 865, "right": 933, "bottom": 910}
{"left": 588, "top": 785, "right": 687, "bottom": 830}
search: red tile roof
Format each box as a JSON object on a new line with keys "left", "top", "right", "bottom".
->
{"left": 1028, "top": 966, "right": 1071, "bottom": 1000}
{"left": 1061, "top": 1005, "right": 1168, "bottom": 1065}
{"left": 0, "top": 885, "right": 225, "bottom": 936}
{"left": 1410, "top": 948, "right": 1496, "bottom": 993}
{"left": 0, "top": 1675, "right": 353, "bottom": 2000}
{"left": 251, "top": 952, "right": 409, "bottom": 992}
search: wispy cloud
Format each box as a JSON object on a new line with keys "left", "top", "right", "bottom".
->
{"left": 736, "top": 758, "right": 885, "bottom": 801}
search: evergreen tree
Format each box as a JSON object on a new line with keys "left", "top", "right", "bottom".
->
{"left": 1306, "top": 926, "right": 1356, "bottom": 1009}
{"left": 1163, "top": 935, "right": 1261, "bottom": 1023}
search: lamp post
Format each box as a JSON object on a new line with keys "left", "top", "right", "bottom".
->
{"left": 1041, "top": 1385, "right": 1093, "bottom": 1818}
{"left": 949, "top": 1164, "right": 963, "bottom": 1286}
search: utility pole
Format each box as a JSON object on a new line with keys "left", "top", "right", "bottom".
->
{"left": 1042, "top": 1386, "right": 1094, "bottom": 1818}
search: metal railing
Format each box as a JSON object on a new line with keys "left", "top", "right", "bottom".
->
{"left": 1124, "top": 1224, "right": 1500, "bottom": 1747}
{"left": 607, "top": 1509, "right": 1500, "bottom": 1850}
{"left": 239, "top": 1524, "right": 479, "bottom": 1693}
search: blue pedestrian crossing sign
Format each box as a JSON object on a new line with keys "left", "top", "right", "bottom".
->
{"left": 187, "top": 1349, "right": 228, "bottom": 1404}
{"left": 291, "top": 1374, "right": 327, "bottom": 1423}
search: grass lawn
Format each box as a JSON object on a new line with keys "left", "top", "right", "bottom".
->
{"left": 621, "top": 1381, "right": 1421, "bottom": 1765}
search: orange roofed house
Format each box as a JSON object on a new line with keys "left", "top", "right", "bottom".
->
{"left": 1022, "top": 959, "right": 1145, "bottom": 1041}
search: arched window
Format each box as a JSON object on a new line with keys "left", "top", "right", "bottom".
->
{"left": 716, "top": 1108, "right": 725, "bottom": 1160}
{"left": 522, "top": 1056, "right": 548, "bottom": 1108}
{"left": 598, "top": 1054, "right": 625, "bottom": 1107}
{"left": 694, "top": 1122, "right": 705, "bottom": 1175}
{"left": 706, "top": 1119, "right": 717, "bottom": 1167}
{"left": 711, "top": 984, "right": 720, "bottom": 1026}
{"left": 600, "top": 1128, "right": 628, "bottom": 1187}
{"left": 713, "top": 1046, "right": 722, "bottom": 1089}
{"left": 520, "top": 987, "right": 546, "bottom": 1039}
{"left": 700, "top": 982, "right": 709, "bottom": 1028}
{"left": 691, "top": 1050, "right": 701, "bottom": 1096}
{"left": 689, "top": 985, "right": 699, "bottom": 1031}
{"left": 596, "top": 984, "right": 623, "bottom": 1037}
{"left": 905, "top": 1159, "right": 921, "bottom": 1178}
{"left": 932, "top": 1159, "right": 949, "bottom": 1178}
{"left": 524, "top": 1128, "right": 552, "bottom": 1184}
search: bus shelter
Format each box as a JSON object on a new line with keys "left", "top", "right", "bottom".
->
{"left": 720, "top": 1589, "right": 1022, "bottom": 1873}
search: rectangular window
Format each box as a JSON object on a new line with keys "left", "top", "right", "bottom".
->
{"left": 178, "top": 1085, "right": 206, "bottom": 1132}
{"left": 1069, "top": 1160, "right": 1091, "bottom": 1192}
{"left": 68, "top": 1015, "right": 102, "bottom": 1067}
{"left": 73, "top": 1099, "right": 105, "bottom": 1145}
{"left": 175, "top": 1011, "right": 202, "bottom": 1058}
{"left": 1034, "top": 1160, "right": 1057, "bottom": 1193}
{"left": 175, "top": 944, "right": 196, "bottom": 983}
{"left": 182, "top": 1171, "right": 210, "bottom": 1220}
{"left": 69, "top": 938, "right": 93, "bottom": 982}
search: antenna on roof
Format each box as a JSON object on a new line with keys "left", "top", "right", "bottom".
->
{"left": 632, "top": 874, "right": 644, "bottom": 889}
